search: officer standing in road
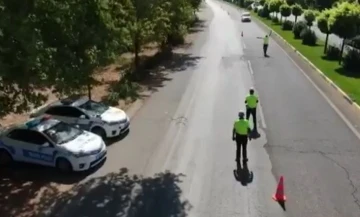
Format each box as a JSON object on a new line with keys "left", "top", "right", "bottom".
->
{"left": 245, "top": 87, "right": 259, "bottom": 134}
{"left": 263, "top": 34, "right": 269, "bottom": 57}
{"left": 232, "top": 111, "right": 252, "bottom": 163}
{"left": 257, "top": 30, "right": 271, "bottom": 57}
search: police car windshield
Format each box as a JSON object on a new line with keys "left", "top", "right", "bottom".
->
{"left": 79, "top": 100, "right": 109, "bottom": 115}
{"left": 43, "top": 122, "right": 83, "bottom": 145}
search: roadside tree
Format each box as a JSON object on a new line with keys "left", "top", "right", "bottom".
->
{"left": 40, "top": 0, "right": 132, "bottom": 99}
{"left": 286, "top": 0, "right": 295, "bottom": 5}
{"left": 303, "top": 9, "right": 316, "bottom": 28}
{"left": 0, "top": 0, "right": 132, "bottom": 115}
{"left": 0, "top": 0, "right": 49, "bottom": 116}
{"left": 316, "top": 8, "right": 334, "bottom": 53}
{"left": 328, "top": 1, "right": 360, "bottom": 64}
{"left": 291, "top": 4, "right": 303, "bottom": 23}
{"left": 268, "top": 0, "right": 284, "bottom": 20}
{"left": 280, "top": 3, "right": 291, "bottom": 21}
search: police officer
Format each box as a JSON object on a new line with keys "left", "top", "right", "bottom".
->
{"left": 263, "top": 34, "right": 269, "bottom": 57}
{"left": 245, "top": 87, "right": 259, "bottom": 133}
{"left": 232, "top": 111, "right": 252, "bottom": 162}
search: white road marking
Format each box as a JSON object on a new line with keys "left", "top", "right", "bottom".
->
{"left": 247, "top": 60, "right": 253, "bottom": 75}
{"left": 242, "top": 37, "right": 246, "bottom": 49}
{"left": 258, "top": 102, "right": 267, "bottom": 129}
{"left": 270, "top": 34, "right": 360, "bottom": 141}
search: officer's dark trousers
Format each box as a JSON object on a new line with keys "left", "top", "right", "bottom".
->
{"left": 246, "top": 107, "right": 257, "bottom": 131}
{"left": 236, "top": 134, "right": 248, "bottom": 161}
{"left": 263, "top": 44, "right": 268, "bottom": 56}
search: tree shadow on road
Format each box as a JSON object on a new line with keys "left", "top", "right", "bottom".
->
{"left": 188, "top": 18, "right": 207, "bottom": 34}
{"left": 105, "top": 50, "right": 202, "bottom": 100}
{"left": 0, "top": 161, "right": 105, "bottom": 217}
{"left": 33, "top": 168, "right": 191, "bottom": 217}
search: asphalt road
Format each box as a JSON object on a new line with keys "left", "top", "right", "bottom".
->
{"left": 38, "top": 1, "right": 360, "bottom": 217}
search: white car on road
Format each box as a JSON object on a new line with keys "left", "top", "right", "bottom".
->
{"left": 0, "top": 115, "right": 107, "bottom": 172}
{"left": 241, "top": 12, "right": 251, "bottom": 22}
{"left": 30, "top": 96, "right": 130, "bottom": 139}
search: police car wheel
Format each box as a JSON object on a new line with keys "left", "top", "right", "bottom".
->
{"left": 56, "top": 158, "right": 73, "bottom": 173}
{"left": 0, "top": 150, "right": 12, "bottom": 166}
{"left": 91, "top": 127, "right": 106, "bottom": 139}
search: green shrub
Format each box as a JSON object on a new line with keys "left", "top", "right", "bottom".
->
{"left": 300, "top": 28, "right": 317, "bottom": 46}
{"left": 271, "top": 16, "right": 279, "bottom": 23}
{"left": 247, "top": 4, "right": 253, "bottom": 10}
{"left": 245, "top": 0, "right": 254, "bottom": 8}
{"left": 292, "top": 21, "right": 307, "bottom": 39}
{"left": 282, "top": 20, "right": 294, "bottom": 30}
{"left": 167, "top": 26, "right": 187, "bottom": 46}
{"left": 325, "top": 45, "right": 341, "bottom": 60}
{"left": 343, "top": 49, "right": 360, "bottom": 73}
{"left": 262, "top": 3, "right": 271, "bottom": 18}
{"left": 257, "top": 8, "right": 263, "bottom": 16}
{"left": 107, "top": 78, "right": 140, "bottom": 103}
{"left": 254, "top": 7, "right": 258, "bottom": 12}
{"left": 346, "top": 35, "right": 360, "bottom": 50}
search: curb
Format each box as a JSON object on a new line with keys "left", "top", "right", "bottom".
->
{"left": 126, "top": 98, "right": 145, "bottom": 120}
{"left": 251, "top": 13, "right": 360, "bottom": 111}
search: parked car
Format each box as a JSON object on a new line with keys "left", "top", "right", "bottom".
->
{"left": 0, "top": 115, "right": 107, "bottom": 172}
{"left": 30, "top": 96, "right": 130, "bottom": 139}
{"left": 241, "top": 12, "right": 251, "bottom": 22}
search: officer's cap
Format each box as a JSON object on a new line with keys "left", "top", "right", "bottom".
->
{"left": 238, "top": 111, "right": 245, "bottom": 118}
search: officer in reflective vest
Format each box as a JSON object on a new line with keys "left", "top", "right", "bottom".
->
{"left": 245, "top": 87, "right": 259, "bottom": 133}
{"left": 263, "top": 35, "right": 269, "bottom": 57}
{"left": 233, "top": 111, "right": 252, "bottom": 162}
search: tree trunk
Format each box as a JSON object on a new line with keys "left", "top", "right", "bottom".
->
{"left": 87, "top": 82, "right": 92, "bottom": 100}
{"left": 323, "top": 33, "right": 329, "bottom": 54}
{"left": 134, "top": 33, "right": 140, "bottom": 69}
{"left": 295, "top": 15, "right": 297, "bottom": 23}
{"left": 339, "top": 38, "right": 346, "bottom": 65}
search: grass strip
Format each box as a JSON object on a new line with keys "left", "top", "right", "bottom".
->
{"left": 250, "top": 11, "right": 360, "bottom": 103}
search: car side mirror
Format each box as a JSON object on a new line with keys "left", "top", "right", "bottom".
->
{"left": 80, "top": 115, "right": 86, "bottom": 119}
{"left": 75, "top": 125, "right": 80, "bottom": 128}
{"left": 43, "top": 142, "right": 50, "bottom": 147}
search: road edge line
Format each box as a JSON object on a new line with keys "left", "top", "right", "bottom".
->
{"left": 250, "top": 13, "right": 360, "bottom": 112}
{"left": 246, "top": 12, "right": 360, "bottom": 140}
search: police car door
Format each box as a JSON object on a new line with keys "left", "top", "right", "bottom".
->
{"left": 70, "top": 108, "right": 92, "bottom": 131}
{"left": 1, "top": 129, "right": 27, "bottom": 161}
{"left": 18, "top": 130, "right": 56, "bottom": 166}
{"left": 45, "top": 106, "right": 74, "bottom": 124}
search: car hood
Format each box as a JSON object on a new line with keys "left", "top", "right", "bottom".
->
{"left": 100, "top": 107, "right": 128, "bottom": 123}
{"left": 62, "top": 131, "right": 103, "bottom": 153}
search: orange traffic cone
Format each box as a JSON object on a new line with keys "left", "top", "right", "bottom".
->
{"left": 272, "top": 176, "right": 287, "bottom": 202}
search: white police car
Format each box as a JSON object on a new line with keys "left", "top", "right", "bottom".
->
{"left": 0, "top": 115, "right": 107, "bottom": 172}
{"left": 30, "top": 95, "right": 130, "bottom": 139}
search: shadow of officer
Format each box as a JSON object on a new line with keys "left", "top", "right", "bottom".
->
{"left": 233, "top": 161, "right": 254, "bottom": 186}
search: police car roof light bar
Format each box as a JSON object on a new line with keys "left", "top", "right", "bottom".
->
{"left": 25, "top": 115, "right": 52, "bottom": 128}
{"left": 41, "top": 114, "right": 52, "bottom": 121}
